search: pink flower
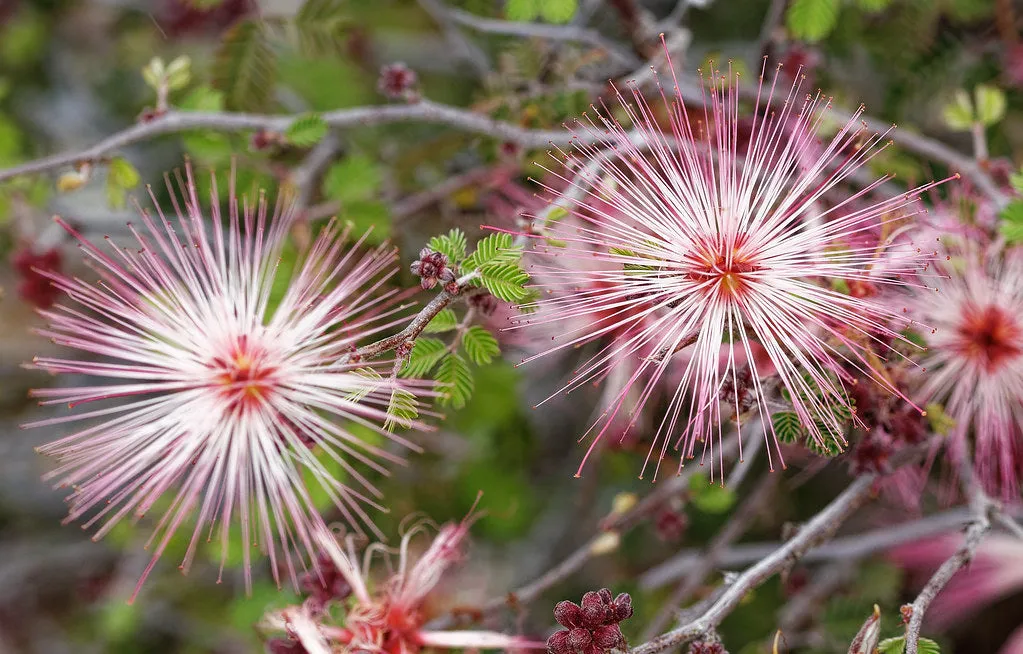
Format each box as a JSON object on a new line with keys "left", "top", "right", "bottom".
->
{"left": 911, "top": 246, "right": 1023, "bottom": 498}
{"left": 510, "top": 51, "right": 951, "bottom": 480}
{"left": 264, "top": 514, "right": 546, "bottom": 654}
{"left": 25, "top": 166, "right": 429, "bottom": 601}
{"left": 889, "top": 532, "right": 1023, "bottom": 631}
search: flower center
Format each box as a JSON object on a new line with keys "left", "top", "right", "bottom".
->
{"left": 954, "top": 304, "right": 1023, "bottom": 373}
{"left": 687, "top": 250, "right": 760, "bottom": 298}
{"left": 210, "top": 335, "right": 278, "bottom": 409}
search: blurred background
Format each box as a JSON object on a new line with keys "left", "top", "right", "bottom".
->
{"left": 1, "top": 0, "right": 1022, "bottom": 652}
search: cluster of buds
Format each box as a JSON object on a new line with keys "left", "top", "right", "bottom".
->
{"left": 378, "top": 63, "right": 419, "bottom": 101}
{"left": 12, "top": 247, "right": 62, "bottom": 309}
{"left": 410, "top": 248, "right": 455, "bottom": 290}
{"left": 547, "top": 589, "right": 632, "bottom": 654}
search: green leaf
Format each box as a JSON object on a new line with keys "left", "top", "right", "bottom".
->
{"left": 384, "top": 388, "right": 419, "bottom": 431}
{"left": 285, "top": 112, "right": 328, "bottom": 147}
{"left": 463, "top": 232, "right": 522, "bottom": 271}
{"left": 786, "top": 0, "right": 840, "bottom": 42}
{"left": 461, "top": 325, "right": 501, "bottom": 365}
{"left": 943, "top": 89, "right": 975, "bottom": 131}
{"left": 1000, "top": 201, "right": 1023, "bottom": 244}
{"left": 505, "top": 0, "right": 539, "bottom": 21}
{"left": 165, "top": 55, "right": 192, "bottom": 91}
{"left": 400, "top": 337, "right": 447, "bottom": 377}
{"left": 142, "top": 57, "right": 164, "bottom": 90}
{"left": 323, "top": 154, "right": 382, "bottom": 204}
{"left": 478, "top": 263, "right": 530, "bottom": 302}
{"left": 213, "top": 19, "right": 278, "bottom": 111}
{"left": 1009, "top": 167, "right": 1023, "bottom": 195}
{"left": 342, "top": 200, "right": 390, "bottom": 244}
{"left": 424, "top": 308, "right": 459, "bottom": 334}
{"left": 437, "top": 353, "right": 474, "bottom": 409}
{"left": 688, "top": 472, "right": 736, "bottom": 514}
{"left": 538, "top": 0, "right": 578, "bottom": 23}
{"left": 856, "top": 0, "right": 892, "bottom": 10}
{"left": 293, "top": 0, "right": 351, "bottom": 57}
{"left": 428, "top": 228, "right": 469, "bottom": 265}
{"left": 772, "top": 411, "right": 805, "bottom": 444}
{"left": 106, "top": 158, "right": 141, "bottom": 209}
{"left": 925, "top": 402, "right": 956, "bottom": 435}
{"left": 343, "top": 367, "right": 383, "bottom": 403}
{"left": 179, "top": 85, "right": 226, "bottom": 111}
{"left": 877, "top": 636, "right": 941, "bottom": 654}
{"left": 974, "top": 84, "right": 1007, "bottom": 126}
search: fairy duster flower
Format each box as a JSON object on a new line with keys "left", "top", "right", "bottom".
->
{"left": 514, "top": 50, "right": 953, "bottom": 479}
{"left": 263, "top": 514, "right": 546, "bottom": 654}
{"left": 912, "top": 246, "right": 1023, "bottom": 498}
{"left": 26, "top": 166, "right": 428, "bottom": 601}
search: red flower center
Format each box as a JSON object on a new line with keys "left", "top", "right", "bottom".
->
{"left": 211, "top": 336, "right": 277, "bottom": 409}
{"left": 954, "top": 304, "right": 1023, "bottom": 373}
{"left": 687, "top": 247, "right": 761, "bottom": 298}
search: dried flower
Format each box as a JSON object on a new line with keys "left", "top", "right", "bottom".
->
{"left": 26, "top": 165, "right": 429, "bottom": 601}
{"left": 911, "top": 246, "right": 1023, "bottom": 498}
{"left": 548, "top": 588, "right": 632, "bottom": 654}
{"left": 513, "top": 46, "right": 951, "bottom": 480}
{"left": 410, "top": 248, "right": 455, "bottom": 289}
{"left": 378, "top": 62, "right": 418, "bottom": 100}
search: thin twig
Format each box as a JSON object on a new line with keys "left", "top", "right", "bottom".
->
{"left": 446, "top": 7, "right": 641, "bottom": 68}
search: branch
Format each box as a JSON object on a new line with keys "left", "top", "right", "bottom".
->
{"left": 0, "top": 100, "right": 578, "bottom": 183}
{"left": 446, "top": 8, "right": 641, "bottom": 68}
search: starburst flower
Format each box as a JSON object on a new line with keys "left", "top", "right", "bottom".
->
{"left": 911, "top": 245, "right": 1023, "bottom": 498}
{"left": 510, "top": 50, "right": 953, "bottom": 479}
{"left": 25, "top": 166, "right": 429, "bottom": 600}
{"left": 262, "top": 513, "right": 545, "bottom": 654}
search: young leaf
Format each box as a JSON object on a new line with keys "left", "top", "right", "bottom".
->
{"left": 213, "top": 19, "right": 278, "bottom": 111}
{"left": 343, "top": 367, "right": 384, "bottom": 403}
{"left": 538, "top": 0, "right": 577, "bottom": 23}
{"left": 943, "top": 89, "right": 975, "bottom": 131}
{"left": 478, "top": 263, "right": 530, "bottom": 302}
{"left": 437, "top": 353, "right": 474, "bottom": 409}
{"left": 384, "top": 388, "right": 419, "bottom": 431}
{"left": 293, "top": 0, "right": 350, "bottom": 57}
{"left": 974, "top": 84, "right": 1006, "bottom": 126}
{"left": 463, "top": 233, "right": 522, "bottom": 271}
{"left": 424, "top": 308, "right": 459, "bottom": 334}
{"left": 999, "top": 201, "right": 1023, "bottom": 244}
{"left": 428, "top": 228, "right": 468, "bottom": 265}
{"left": 179, "top": 85, "right": 225, "bottom": 112}
{"left": 400, "top": 337, "right": 447, "bottom": 377}
{"left": 461, "top": 325, "right": 501, "bottom": 365}
{"left": 106, "top": 158, "right": 141, "bottom": 209}
{"left": 786, "top": 0, "right": 840, "bottom": 42}
{"left": 772, "top": 411, "right": 805, "bottom": 444}
{"left": 688, "top": 472, "right": 736, "bottom": 514}
{"left": 285, "top": 113, "right": 328, "bottom": 147}
{"left": 505, "top": 0, "right": 539, "bottom": 21}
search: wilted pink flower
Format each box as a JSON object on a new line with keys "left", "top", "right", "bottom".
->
{"left": 264, "top": 513, "right": 545, "bottom": 654}
{"left": 25, "top": 166, "right": 429, "bottom": 601}
{"left": 911, "top": 246, "right": 1023, "bottom": 498}
{"left": 510, "top": 50, "right": 952, "bottom": 480}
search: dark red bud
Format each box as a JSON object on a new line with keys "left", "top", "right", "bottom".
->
{"left": 597, "top": 588, "right": 613, "bottom": 604}
{"left": 592, "top": 625, "right": 625, "bottom": 650}
{"left": 580, "top": 591, "right": 602, "bottom": 609}
{"left": 547, "top": 630, "right": 572, "bottom": 654}
{"left": 568, "top": 628, "right": 593, "bottom": 650}
{"left": 554, "top": 601, "right": 583, "bottom": 628}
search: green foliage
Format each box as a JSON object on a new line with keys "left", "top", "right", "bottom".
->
{"left": 0, "top": 8, "right": 48, "bottom": 68}
{"left": 925, "top": 402, "right": 956, "bottom": 435}
{"left": 877, "top": 636, "right": 941, "bottom": 654}
{"left": 106, "top": 157, "right": 141, "bottom": 209}
{"left": 284, "top": 113, "right": 328, "bottom": 146}
{"left": 324, "top": 153, "right": 383, "bottom": 203}
{"left": 437, "top": 353, "right": 474, "bottom": 409}
{"left": 538, "top": 0, "right": 578, "bottom": 23}
{"left": 179, "top": 85, "right": 226, "bottom": 112}
{"left": 385, "top": 388, "right": 419, "bottom": 431}
{"left": 213, "top": 20, "right": 277, "bottom": 111}
{"left": 786, "top": 0, "right": 840, "bottom": 42}
{"left": 688, "top": 472, "right": 736, "bottom": 514}
{"left": 856, "top": 0, "right": 892, "bottom": 10}
{"left": 344, "top": 367, "right": 383, "bottom": 403}
{"left": 461, "top": 325, "right": 501, "bottom": 365}
{"left": 772, "top": 411, "right": 804, "bottom": 444}
{"left": 462, "top": 232, "right": 522, "bottom": 270}
{"left": 292, "top": 0, "right": 351, "bottom": 57}
{"left": 999, "top": 201, "right": 1023, "bottom": 244}
{"left": 974, "top": 84, "right": 1006, "bottom": 126}
{"left": 505, "top": 0, "right": 540, "bottom": 21}
{"left": 476, "top": 263, "right": 529, "bottom": 302}
{"left": 424, "top": 308, "right": 459, "bottom": 334}
{"left": 400, "top": 337, "right": 448, "bottom": 377}
{"left": 428, "top": 228, "right": 469, "bottom": 265}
